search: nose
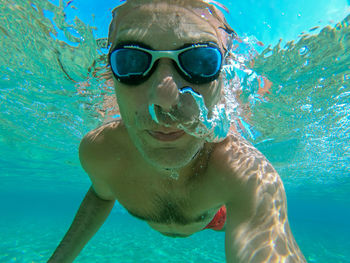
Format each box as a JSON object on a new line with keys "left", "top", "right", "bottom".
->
{"left": 149, "top": 61, "right": 180, "bottom": 112}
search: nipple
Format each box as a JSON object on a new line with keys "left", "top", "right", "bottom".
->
{"left": 148, "top": 86, "right": 230, "bottom": 142}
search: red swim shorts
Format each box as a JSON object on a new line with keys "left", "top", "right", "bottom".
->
{"left": 204, "top": 205, "right": 227, "bottom": 231}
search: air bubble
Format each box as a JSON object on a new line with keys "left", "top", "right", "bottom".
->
{"left": 299, "top": 46, "right": 309, "bottom": 55}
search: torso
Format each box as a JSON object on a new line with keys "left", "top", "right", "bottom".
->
{"left": 80, "top": 120, "right": 248, "bottom": 237}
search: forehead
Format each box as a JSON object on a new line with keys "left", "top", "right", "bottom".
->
{"left": 112, "top": 4, "right": 220, "bottom": 50}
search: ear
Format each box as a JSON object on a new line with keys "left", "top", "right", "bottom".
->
{"left": 107, "top": 20, "right": 116, "bottom": 50}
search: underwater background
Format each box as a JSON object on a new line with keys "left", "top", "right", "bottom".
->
{"left": 0, "top": 0, "right": 349, "bottom": 262}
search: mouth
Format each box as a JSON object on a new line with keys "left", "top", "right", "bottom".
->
{"left": 147, "top": 129, "right": 185, "bottom": 142}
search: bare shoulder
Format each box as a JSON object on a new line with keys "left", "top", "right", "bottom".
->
{"left": 212, "top": 134, "right": 306, "bottom": 262}
{"left": 210, "top": 132, "right": 285, "bottom": 213}
{"left": 79, "top": 120, "right": 125, "bottom": 164}
{"left": 217, "top": 132, "right": 284, "bottom": 203}
{"left": 79, "top": 120, "right": 127, "bottom": 200}
{"left": 211, "top": 133, "right": 274, "bottom": 184}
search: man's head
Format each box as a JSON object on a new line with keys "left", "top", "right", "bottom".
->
{"left": 108, "top": 0, "right": 235, "bottom": 52}
{"left": 107, "top": 0, "right": 235, "bottom": 171}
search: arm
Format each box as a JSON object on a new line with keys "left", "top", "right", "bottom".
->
{"left": 225, "top": 159, "right": 306, "bottom": 263}
{"left": 48, "top": 187, "right": 115, "bottom": 263}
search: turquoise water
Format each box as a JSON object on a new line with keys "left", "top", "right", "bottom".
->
{"left": 0, "top": 0, "right": 349, "bottom": 262}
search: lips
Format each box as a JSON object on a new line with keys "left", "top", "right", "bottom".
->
{"left": 147, "top": 129, "right": 185, "bottom": 141}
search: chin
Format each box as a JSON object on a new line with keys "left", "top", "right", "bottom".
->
{"left": 144, "top": 155, "right": 192, "bottom": 170}
{"left": 144, "top": 152, "right": 193, "bottom": 170}
{"left": 138, "top": 140, "right": 203, "bottom": 170}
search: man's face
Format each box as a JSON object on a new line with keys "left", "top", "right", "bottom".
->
{"left": 111, "top": 4, "right": 224, "bottom": 170}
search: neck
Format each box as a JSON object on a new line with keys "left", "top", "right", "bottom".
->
{"left": 164, "top": 168, "right": 180, "bottom": 180}
{"left": 159, "top": 143, "right": 212, "bottom": 181}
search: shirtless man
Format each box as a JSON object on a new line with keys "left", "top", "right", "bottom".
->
{"left": 48, "top": 0, "right": 306, "bottom": 262}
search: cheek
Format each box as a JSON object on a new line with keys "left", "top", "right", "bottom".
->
{"left": 197, "top": 79, "right": 223, "bottom": 109}
{"left": 115, "top": 83, "right": 139, "bottom": 108}
{"left": 114, "top": 85, "right": 136, "bottom": 120}
{"left": 114, "top": 84, "right": 151, "bottom": 127}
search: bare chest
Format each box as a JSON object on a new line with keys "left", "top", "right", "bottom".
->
{"left": 111, "top": 173, "right": 224, "bottom": 235}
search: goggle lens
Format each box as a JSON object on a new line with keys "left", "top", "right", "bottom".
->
{"left": 110, "top": 49, "right": 151, "bottom": 77}
{"left": 109, "top": 44, "right": 222, "bottom": 85}
{"left": 179, "top": 47, "right": 221, "bottom": 78}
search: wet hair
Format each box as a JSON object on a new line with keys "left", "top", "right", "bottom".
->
{"left": 107, "top": 0, "right": 236, "bottom": 53}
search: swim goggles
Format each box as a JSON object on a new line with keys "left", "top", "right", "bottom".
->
{"left": 108, "top": 43, "right": 223, "bottom": 85}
